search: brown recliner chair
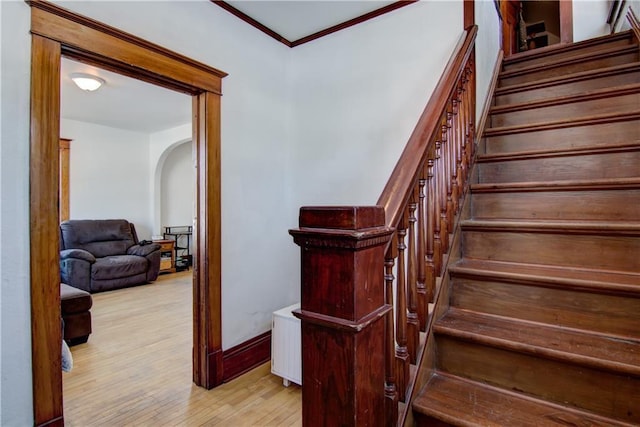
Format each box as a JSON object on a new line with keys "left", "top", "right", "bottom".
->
{"left": 59, "top": 219, "right": 161, "bottom": 293}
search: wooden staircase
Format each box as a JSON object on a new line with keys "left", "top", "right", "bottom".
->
{"left": 412, "top": 31, "right": 640, "bottom": 426}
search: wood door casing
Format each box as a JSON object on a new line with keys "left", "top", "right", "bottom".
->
{"left": 29, "top": 2, "right": 226, "bottom": 425}
{"left": 59, "top": 138, "right": 70, "bottom": 222}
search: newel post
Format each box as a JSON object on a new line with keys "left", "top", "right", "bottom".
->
{"left": 290, "top": 206, "right": 395, "bottom": 426}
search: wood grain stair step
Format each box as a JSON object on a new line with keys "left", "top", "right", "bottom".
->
{"left": 483, "top": 110, "right": 640, "bottom": 137}
{"left": 461, "top": 220, "right": 640, "bottom": 272}
{"left": 477, "top": 141, "right": 640, "bottom": 163}
{"left": 450, "top": 258, "right": 640, "bottom": 300}
{"left": 490, "top": 85, "right": 640, "bottom": 127}
{"left": 477, "top": 147, "right": 640, "bottom": 183}
{"left": 490, "top": 83, "right": 640, "bottom": 116}
{"left": 498, "top": 45, "right": 639, "bottom": 87}
{"left": 483, "top": 118, "right": 640, "bottom": 154}
{"left": 470, "top": 178, "right": 640, "bottom": 221}
{"left": 471, "top": 177, "right": 640, "bottom": 192}
{"left": 495, "top": 62, "right": 640, "bottom": 100}
{"left": 449, "top": 259, "right": 640, "bottom": 343}
{"left": 413, "top": 372, "right": 637, "bottom": 427}
{"left": 502, "top": 30, "right": 635, "bottom": 72}
{"left": 435, "top": 308, "right": 640, "bottom": 376}
{"left": 460, "top": 219, "right": 640, "bottom": 235}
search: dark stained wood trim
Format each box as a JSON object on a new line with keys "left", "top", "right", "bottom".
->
{"left": 211, "top": 0, "right": 417, "bottom": 48}
{"left": 31, "top": 33, "right": 64, "bottom": 427}
{"left": 28, "top": 0, "right": 227, "bottom": 79}
{"left": 475, "top": 50, "right": 504, "bottom": 156}
{"left": 210, "top": 1, "right": 292, "bottom": 47}
{"left": 628, "top": 6, "right": 640, "bottom": 43}
{"left": 29, "top": 3, "right": 226, "bottom": 424}
{"left": 464, "top": 0, "right": 475, "bottom": 29}
{"left": 289, "top": 1, "right": 417, "bottom": 47}
{"left": 560, "top": 0, "right": 573, "bottom": 44}
{"left": 222, "top": 331, "right": 272, "bottom": 382}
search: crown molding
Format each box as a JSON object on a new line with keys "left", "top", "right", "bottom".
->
{"left": 211, "top": 0, "right": 417, "bottom": 48}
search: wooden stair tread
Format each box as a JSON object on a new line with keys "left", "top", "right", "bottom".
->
{"left": 450, "top": 259, "right": 640, "bottom": 291}
{"left": 460, "top": 219, "right": 640, "bottom": 235}
{"left": 435, "top": 308, "right": 640, "bottom": 376}
{"left": 484, "top": 110, "right": 640, "bottom": 136}
{"left": 413, "top": 372, "right": 635, "bottom": 427}
{"left": 503, "top": 30, "right": 634, "bottom": 66}
{"left": 495, "top": 62, "right": 640, "bottom": 96}
{"left": 477, "top": 141, "right": 640, "bottom": 162}
{"left": 499, "top": 45, "right": 639, "bottom": 79}
{"left": 471, "top": 177, "right": 640, "bottom": 193}
{"left": 490, "top": 83, "right": 640, "bottom": 115}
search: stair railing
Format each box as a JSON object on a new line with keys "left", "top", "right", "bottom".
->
{"left": 290, "top": 25, "right": 477, "bottom": 427}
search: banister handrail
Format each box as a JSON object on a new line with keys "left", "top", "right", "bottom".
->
{"left": 377, "top": 25, "right": 478, "bottom": 230}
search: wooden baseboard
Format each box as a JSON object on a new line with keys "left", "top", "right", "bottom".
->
{"left": 475, "top": 49, "right": 504, "bottom": 154}
{"left": 222, "top": 331, "right": 271, "bottom": 382}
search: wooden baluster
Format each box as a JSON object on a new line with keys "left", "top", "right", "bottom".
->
{"left": 395, "top": 219, "right": 409, "bottom": 402}
{"left": 456, "top": 83, "right": 466, "bottom": 197}
{"left": 432, "top": 143, "right": 443, "bottom": 277}
{"left": 406, "top": 197, "right": 420, "bottom": 363}
{"left": 446, "top": 108, "right": 456, "bottom": 231}
{"left": 439, "top": 120, "right": 450, "bottom": 252}
{"left": 449, "top": 100, "right": 460, "bottom": 216}
{"left": 416, "top": 174, "right": 428, "bottom": 331}
{"left": 426, "top": 154, "right": 437, "bottom": 303}
{"left": 468, "top": 57, "right": 476, "bottom": 160}
{"left": 384, "top": 250, "right": 398, "bottom": 426}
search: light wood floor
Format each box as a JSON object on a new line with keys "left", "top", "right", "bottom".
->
{"left": 63, "top": 271, "right": 302, "bottom": 426}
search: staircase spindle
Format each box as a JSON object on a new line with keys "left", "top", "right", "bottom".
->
{"left": 384, "top": 253, "right": 398, "bottom": 425}
{"left": 417, "top": 174, "right": 428, "bottom": 331}
{"left": 407, "top": 197, "right": 420, "bottom": 363}
{"left": 395, "top": 221, "right": 410, "bottom": 402}
{"left": 439, "top": 121, "right": 450, "bottom": 251}
{"left": 426, "top": 155, "right": 437, "bottom": 303}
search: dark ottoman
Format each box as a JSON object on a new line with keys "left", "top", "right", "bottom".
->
{"left": 61, "top": 283, "right": 93, "bottom": 346}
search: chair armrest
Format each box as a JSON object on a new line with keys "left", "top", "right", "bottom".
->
{"left": 127, "top": 243, "right": 161, "bottom": 257}
{"left": 60, "top": 249, "right": 96, "bottom": 264}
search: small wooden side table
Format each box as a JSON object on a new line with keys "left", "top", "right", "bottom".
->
{"left": 154, "top": 239, "right": 176, "bottom": 274}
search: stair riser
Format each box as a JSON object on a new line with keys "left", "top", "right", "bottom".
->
{"left": 450, "top": 278, "right": 640, "bottom": 338}
{"left": 484, "top": 120, "right": 640, "bottom": 154}
{"left": 494, "top": 70, "right": 640, "bottom": 106}
{"left": 462, "top": 230, "right": 640, "bottom": 272}
{"left": 490, "top": 92, "right": 640, "bottom": 127}
{"left": 499, "top": 52, "right": 639, "bottom": 87}
{"left": 472, "top": 189, "right": 640, "bottom": 221}
{"left": 435, "top": 337, "right": 640, "bottom": 423}
{"left": 502, "top": 38, "right": 635, "bottom": 72}
{"left": 478, "top": 150, "right": 640, "bottom": 183}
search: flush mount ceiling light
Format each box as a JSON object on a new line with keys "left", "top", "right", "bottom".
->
{"left": 70, "top": 73, "right": 105, "bottom": 91}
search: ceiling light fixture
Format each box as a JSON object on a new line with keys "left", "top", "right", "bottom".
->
{"left": 70, "top": 73, "right": 105, "bottom": 91}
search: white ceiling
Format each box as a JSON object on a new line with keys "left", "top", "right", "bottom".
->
{"left": 60, "top": 1, "right": 399, "bottom": 134}
{"left": 226, "top": 1, "right": 396, "bottom": 41}
{"left": 61, "top": 58, "right": 192, "bottom": 134}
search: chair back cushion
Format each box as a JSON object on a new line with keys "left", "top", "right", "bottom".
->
{"left": 60, "top": 219, "right": 136, "bottom": 258}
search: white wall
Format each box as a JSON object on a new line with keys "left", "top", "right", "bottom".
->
{"left": 160, "top": 141, "right": 194, "bottom": 239}
{"left": 52, "top": 0, "right": 297, "bottom": 350}
{"left": 60, "top": 119, "right": 154, "bottom": 239}
{"left": 289, "top": 1, "right": 464, "bottom": 208}
{"left": 475, "top": 0, "right": 502, "bottom": 121}
{"left": 573, "top": 0, "right": 611, "bottom": 42}
{"left": 149, "top": 123, "right": 191, "bottom": 237}
{"left": 0, "top": 1, "right": 33, "bottom": 425}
